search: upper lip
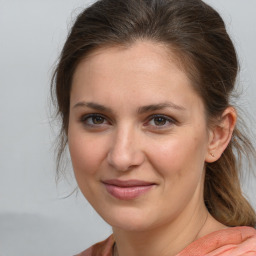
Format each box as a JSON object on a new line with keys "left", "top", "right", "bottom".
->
{"left": 102, "top": 179, "right": 156, "bottom": 187}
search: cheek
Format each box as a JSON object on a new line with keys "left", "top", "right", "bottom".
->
{"left": 147, "top": 131, "right": 207, "bottom": 178}
{"left": 68, "top": 131, "right": 107, "bottom": 177}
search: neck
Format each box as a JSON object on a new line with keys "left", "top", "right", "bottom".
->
{"left": 113, "top": 202, "right": 211, "bottom": 256}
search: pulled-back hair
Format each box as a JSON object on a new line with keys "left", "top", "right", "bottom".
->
{"left": 51, "top": 0, "right": 256, "bottom": 227}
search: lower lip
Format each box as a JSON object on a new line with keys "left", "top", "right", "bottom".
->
{"left": 104, "top": 184, "right": 154, "bottom": 200}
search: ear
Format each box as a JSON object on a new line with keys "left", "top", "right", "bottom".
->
{"left": 205, "top": 107, "right": 237, "bottom": 163}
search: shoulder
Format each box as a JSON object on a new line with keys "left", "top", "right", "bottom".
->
{"left": 75, "top": 235, "right": 115, "bottom": 256}
{"left": 177, "top": 226, "right": 256, "bottom": 256}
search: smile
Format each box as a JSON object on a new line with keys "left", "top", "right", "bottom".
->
{"left": 102, "top": 179, "right": 156, "bottom": 200}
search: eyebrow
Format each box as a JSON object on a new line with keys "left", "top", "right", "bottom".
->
{"left": 73, "top": 102, "right": 113, "bottom": 113}
{"left": 137, "top": 102, "right": 186, "bottom": 114}
{"left": 72, "top": 101, "right": 186, "bottom": 113}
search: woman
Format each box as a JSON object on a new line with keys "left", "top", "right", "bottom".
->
{"left": 51, "top": 0, "right": 256, "bottom": 255}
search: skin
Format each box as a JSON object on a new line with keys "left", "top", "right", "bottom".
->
{"left": 68, "top": 41, "right": 236, "bottom": 256}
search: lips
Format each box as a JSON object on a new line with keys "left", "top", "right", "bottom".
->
{"left": 102, "top": 179, "right": 156, "bottom": 200}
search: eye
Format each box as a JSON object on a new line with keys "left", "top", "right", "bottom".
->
{"left": 90, "top": 115, "right": 105, "bottom": 125}
{"left": 81, "top": 114, "right": 109, "bottom": 127}
{"left": 146, "top": 114, "right": 176, "bottom": 128}
{"left": 152, "top": 116, "right": 168, "bottom": 126}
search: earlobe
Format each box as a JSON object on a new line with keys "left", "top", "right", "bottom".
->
{"left": 205, "top": 107, "right": 237, "bottom": 163}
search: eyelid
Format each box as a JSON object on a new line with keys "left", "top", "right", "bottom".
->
{"left": 80, "top": 113, "right": 111, "bottom": 126}
{"left": 144, "top": 114, "right": 177, "bottom": 128}
{"left": 80, "top": 113, "right": 101, "bottom": 121}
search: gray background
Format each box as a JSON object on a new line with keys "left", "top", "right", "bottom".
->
{"left": 0, "top": 0, "right": 255, "bottom": 255}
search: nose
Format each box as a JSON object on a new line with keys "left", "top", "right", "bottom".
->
{"left": 107, "top": 126, "right": 145, "bottom": 172}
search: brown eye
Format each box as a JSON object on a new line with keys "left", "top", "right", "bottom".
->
{"left": 145, "top": 114, "right": 176, "bottom": 129}
{"left": 92, "top": 116, "right": 105, "bottom": 124}
{"left": 81, "top": 114, "right": 109, "bottom": 127}
{"left": 153, "top": 117, "right": 167, "bottom": 126}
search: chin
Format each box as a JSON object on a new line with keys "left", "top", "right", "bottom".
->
{"left": 100, "top": 206, "right": 157, "bottom": 232}
{"left": 111, "top": 219, "right": 152, "bottom": 232}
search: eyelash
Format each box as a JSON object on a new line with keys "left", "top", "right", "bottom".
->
{"left": 80, "top": 113, "right": 176, "bottom": 129}
{"left": 80, "top": 114, "right": 110, "bottom": 127}
{"left": 145, "top": 114, "right": 176, "bottom": 129}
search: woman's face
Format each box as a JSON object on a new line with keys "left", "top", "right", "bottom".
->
{"left": 68, "top": 41, "right": 211, "bottom": 231}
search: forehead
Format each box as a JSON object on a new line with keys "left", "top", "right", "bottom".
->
{"left": 71, "top": 40, "right": 203, "bottom": 113}
{"left": 72, "top": 40, "right": 190, "bottom": 89}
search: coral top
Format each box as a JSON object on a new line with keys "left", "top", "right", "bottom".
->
{"left": 76, "top": 226, "right": 256, "bottom": 256}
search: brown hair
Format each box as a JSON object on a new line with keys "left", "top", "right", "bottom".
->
{"left": 51, "top": 0, "right": 256, "bottom": 227}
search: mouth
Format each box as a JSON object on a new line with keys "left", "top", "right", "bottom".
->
{"left": 102, "top": 179, "right": 156, "bottom": 200}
